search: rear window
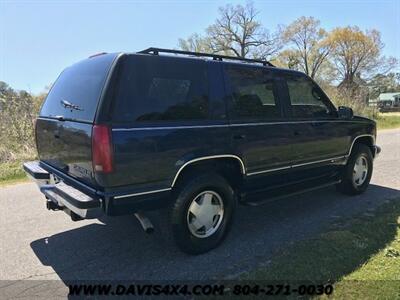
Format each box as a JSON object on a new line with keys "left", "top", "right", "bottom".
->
{"left": 40, "top": 53, "right": 117, "bottom": 122}
{"left": 111, "top": 55, "right": 209, "bottom": 123}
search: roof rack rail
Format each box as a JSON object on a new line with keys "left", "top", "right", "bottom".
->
{"left": 138, "top": 47, "right": 274, "bottom": 67}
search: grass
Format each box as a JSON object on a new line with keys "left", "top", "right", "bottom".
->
{"left": 376, "top": 112, "right": 400, "bottom": 130}
{"left": 241, "top": 198, "right": 400, "bottom": 299}
{"left": 0, "top": 161, "right": 28, "bottom": 186}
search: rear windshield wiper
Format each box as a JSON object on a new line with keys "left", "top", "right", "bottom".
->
{"left": 61, "top": 99, "right": 83, "bottom": 111}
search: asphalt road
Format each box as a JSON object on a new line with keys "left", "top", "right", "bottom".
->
{"left": 1, "top": 129, "right": 399, "bottom": 284}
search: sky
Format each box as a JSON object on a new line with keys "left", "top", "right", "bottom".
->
{"left": 1, "top": 0, "right": 399, "bottom": 94}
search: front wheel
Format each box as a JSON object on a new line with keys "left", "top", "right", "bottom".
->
{"left": 336, "top": 144, "right": 373, "bottom": 195}
{"left": 170, "top": 173, "right": 236, "bottom": 254}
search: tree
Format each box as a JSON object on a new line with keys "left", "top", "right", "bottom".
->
{"left": 178, "top": 34, "right": 214, "bottom": 53}
{"left": 368, "top": 72, "right": 400, "bottom": 99}
{"left": 0, "top": 81, "right": 44, "bottom": 161}
{"left": 282, "top": 16, "right": 331, "bottom": 79}
{"left": 178, "top": 2, "right": 281, "bottom": 59}
{"left": 327, "top": 26, "right": 397, "bottom": 92}
{"left": 272, "top": 49, "right": 301, "bottom": 69}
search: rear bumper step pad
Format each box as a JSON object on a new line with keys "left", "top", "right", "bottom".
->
{"left": 54, "top": 182, "right": 100, "bottom": 209}
{"left": 23, "top": 161, "right": 50, "bottom": 180}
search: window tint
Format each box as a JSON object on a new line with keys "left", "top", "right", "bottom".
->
{"left": 40, "top": 53, "right": 116, "bottom": 122}
{"left": 226, "top": 66, "right": 280, "bottom": 120}
{"left": 286, "top": 75, "right": 332, "bottom": 119}
{"left": 112, "top": 56, "right": 209, "bottom": 123}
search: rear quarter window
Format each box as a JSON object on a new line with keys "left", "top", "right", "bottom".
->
{"left": 111, "top": 55, "right": 210, "bottom": 123}
{"left": 40, "top": 53, "right": 117, "bottom": 122}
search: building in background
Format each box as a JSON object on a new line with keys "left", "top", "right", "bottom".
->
{"left": 369, "top": 92, "right": 400, "bottom": 108}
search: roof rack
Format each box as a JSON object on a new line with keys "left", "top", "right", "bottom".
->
{"left": 138, "top": 47, "right": 274, "bottom": 67}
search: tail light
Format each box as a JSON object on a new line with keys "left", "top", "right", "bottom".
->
{"left": 92, "top": 124, "right": 113, "bottom": 173}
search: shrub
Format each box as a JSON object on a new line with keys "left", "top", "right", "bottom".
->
{"left": 0, "top": 81, "right": 45, "bottom": 163}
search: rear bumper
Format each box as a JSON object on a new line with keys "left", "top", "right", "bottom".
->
{"left": 23, "top": 161, "right": 171, "bottom": 219}
{"left": 23, "top": 161, "right": 102, "bottom": 219}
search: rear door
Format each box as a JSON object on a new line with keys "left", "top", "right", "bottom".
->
{"left": 224, "top": 64, "right": 292, "bottom": 187}
{"left": 36, "top": 53, "right": 118, "bottom": 186}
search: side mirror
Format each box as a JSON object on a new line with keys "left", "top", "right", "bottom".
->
{"left": 338, "top": 106, "right": 354, "bottom": 119}
{"left": 311, "top": 87, "right": 322, "bottom": 101}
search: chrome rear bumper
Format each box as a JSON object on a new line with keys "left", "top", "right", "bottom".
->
{"left": 23, "top": 161, "right": 102, "bottom": 219}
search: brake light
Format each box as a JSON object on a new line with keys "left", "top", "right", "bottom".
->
{"left": 92, "top": 125, "right": 113, "bottom": 173}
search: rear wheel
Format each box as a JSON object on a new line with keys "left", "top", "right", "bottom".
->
{"left": 170, "top": 173, "right": 236, "bottom": 254}
{"left": 336, "top": 144, "right": 373, "bottom": 195}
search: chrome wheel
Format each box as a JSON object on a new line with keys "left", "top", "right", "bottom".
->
{"left": 353, "top": 155, "right": 368, "bottom": 186}
{"left": 186, "top": 190, "right": 224, "bottom": 238}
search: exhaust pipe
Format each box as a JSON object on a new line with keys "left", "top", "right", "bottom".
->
{"left": 134, "top": 213, "right": 154, "bottom": 234}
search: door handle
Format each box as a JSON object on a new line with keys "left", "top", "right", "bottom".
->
{"left": 233, "top": 134, "right": 246, "bottom": 140}
{"left": 293, "top": 131, "right": 300, "bottom": 136}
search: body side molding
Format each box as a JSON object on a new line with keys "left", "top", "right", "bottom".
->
{"left": 111, "top": 134, "right": 377, "bottom": 197}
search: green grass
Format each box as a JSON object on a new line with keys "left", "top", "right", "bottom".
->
{"left": 0, "top": 161, "right": 28, "bottom": 186}
{"left": 376, "top": 113, "right": 400, "bottom": 130}
{"left": 242, "top": 199, "right": 400, "bottom": 299}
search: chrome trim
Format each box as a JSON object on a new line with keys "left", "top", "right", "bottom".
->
{"left": 346, "top": 134, "right": 375, "bottom": 157}
{"left": 112, "top": 120, "right": 371, "bottom": 131}
{"left": 229, "top": 120, "right": 368, "bottom": 127}
{"left": 247, "top": 156, "right": 345, "bottom": 176}
{"left": 171, "top": 155, "right": 246, "bottom": 187}
{"left": 113, "top": 124, "right": 229, "bottom": 131}
{"left": 113, "top": 188, "right": 172, "bottom": 199}
{"left": 291, "top": 156, "right": 346, "bottom": 168}
{"left": 247, "top": 165, "right": 290, "bottom": 176}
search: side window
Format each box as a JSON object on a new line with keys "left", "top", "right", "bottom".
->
{"left": 286, "top": 75, "right": 333, "bottom": 119}
{"left": 226, "top": 65, "right": 281, "bottom": 120}
{"left": 112, "top": 56, "right": 209, "bottom": 123}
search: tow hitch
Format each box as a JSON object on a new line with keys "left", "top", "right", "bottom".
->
{"left": 46, "top": 199, "right": 61, "bottom": 211}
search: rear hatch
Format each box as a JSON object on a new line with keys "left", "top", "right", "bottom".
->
{"left": 36, "top": 53, "right": 118, "bottom": 186}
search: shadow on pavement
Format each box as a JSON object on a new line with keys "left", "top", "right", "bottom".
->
{"left": 30, "top": 184, "right": 400, "bottom": 283}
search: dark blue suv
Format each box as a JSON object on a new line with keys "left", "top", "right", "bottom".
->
{"left": 24, "top": 48, "right": 380, "bottom": 254}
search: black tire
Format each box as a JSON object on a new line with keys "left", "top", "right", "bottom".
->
{"left": 170, "top": 173, "right": 236, "bottom": 254}
{"left": 336, "top": 144, "right": 373, "bottom": 195}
